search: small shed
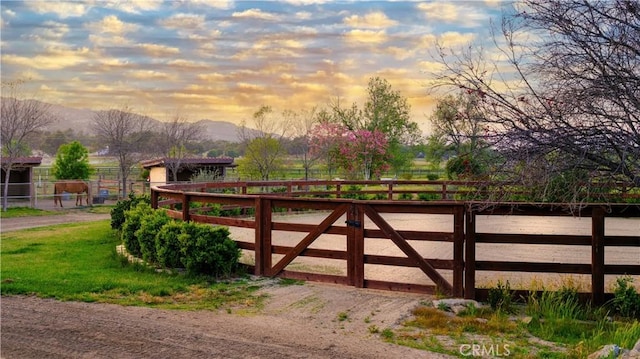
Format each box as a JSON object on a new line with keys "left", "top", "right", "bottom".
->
{"left": 0, "top": 156, "right": 43, "bottom": 207}
{"left": 141, "top": 157, "right": 236, "bottom": 186}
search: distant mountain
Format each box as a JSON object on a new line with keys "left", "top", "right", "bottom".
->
{"left": 2, "top": 98, "right": 245, "bottom": 142}
{"left": 194, "top": 119, "right": 245, "bottom": 142}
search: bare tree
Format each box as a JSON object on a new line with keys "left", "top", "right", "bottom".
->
{"left": 288, "top": 107, "right": 319, "bottom": 180}
{"left": 237, "top": 105, "right": 290, "bottom": 181}
{"left": 432, "top": 0, "right": 640, "bottom": 202}
{"left": 92, "top": 106, "right": 155, "bottom": 197}
{"left": 1, "top": 80, "right": 57, "bottom": 211}
{"left": 156, "top": 113, "right": 204, "bottom": 182}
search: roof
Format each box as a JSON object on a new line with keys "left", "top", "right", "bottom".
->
{"left": 140, "top": 157, "right": 235, "bottom": 169}
{"left": 0, "top": 156, "right": 43, "bottom": 167}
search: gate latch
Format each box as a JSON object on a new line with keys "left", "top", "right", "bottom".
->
{"left": 345, "top": 220, "right": 361, "bottom": 228}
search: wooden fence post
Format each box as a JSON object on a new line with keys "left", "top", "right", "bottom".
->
{"left": 464, "top": 206, "right": 476, "bottom": 300}
{"left": 182, "top": 193, "right": 190, "bottom": 222}
{"left": 347, "top": 203, "right": 365, "bottom": 288}
{"left": 151, "top": 188, "right": 158, "bottom": 209}
{"left": 254, "top": 198, "right": 272, "bottom": 276}
{"left": 453, "top": 205, "right": 465, "bottom": 298}
{"left": 592, "top": 207, "right": 605, "bottom": 305}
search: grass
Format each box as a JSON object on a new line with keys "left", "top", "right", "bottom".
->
{"left": 0, "top": 207, "right": 61, "bottom": 218}
{"left": 384, "top": 290, "right": 640, "bottom": 359}
{"left": 1, "top": 220, "right": 266, "bottom": 311}
{"left": 0, "top": 205, "right": 113, "bottom": 218}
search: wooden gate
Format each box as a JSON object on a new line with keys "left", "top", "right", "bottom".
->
{"left": 253, "top": 197, "right": 464, "bottom": 296}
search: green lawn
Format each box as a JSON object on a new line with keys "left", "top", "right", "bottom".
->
{"left": 0, "top": 207, "right": 61, "bottom": 218}
{"left": 1, "top": 220, "right": 265, "bottom": 310}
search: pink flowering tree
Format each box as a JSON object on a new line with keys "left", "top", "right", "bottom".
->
{"left": 309, "top": 121, "right": 347, "bottom": 179}
{"left": 340, "top": 129, "right": 389, "bottom": 180}
{"left": 310, "top": 122, "right": 390, "bottom": 180}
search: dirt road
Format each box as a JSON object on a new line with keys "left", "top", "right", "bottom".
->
{"left": 0, "top": 212, "right": 111, "bottom": 233}
{"left": 1, "top": 285, "right": 449, "bottom": 359}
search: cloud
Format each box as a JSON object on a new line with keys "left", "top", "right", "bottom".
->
{"left": 295, "top": 11, "right": 313, "bottom": 20}
{"left": 103, "top": 0, "right": 162, "bottom": 14}
{"left": 17, "top": 69, "right": 45, "bottom": 81}
{"left": 418, "top": 31, "right": 475, "bottom": 48}
{"left": 386, "top": 46, "right": 415, "bottom": 61}
{"left": 343, "top": 11, "right": 397, "bottom": 28}
{"left": 197, "top": 73, "right": 226, "bottom": 82}
{"left": 95, "top": 57, "right": 131, "bottom": 70}
{"left": 88, "top": 34, "right": 131, "bottom": 47}
{"left": 2, "top": 47, "right": 91, "bottom": 70}
{"left": 137, "top": 43, "right": 181, "bottom": 57}
{"left": 439, "top": 31, "right": 476, "bottom": 47}
{"left": 417, "top": 2, "right": 488, "bottom": 27}
{"left": 175, "top": 0, "right": 234, "bottom": 10}
{"left": 166, "top": 59, "right": 212, "bottom": 70}
{"left": 25, "top": 1, "right": 90, "bottom": 18}
{"left": 128, "top": 70, "right": 174, "bottom": 80}
{"left": 484, "top": 0, "right": 503, "bottom": 7}
{"left": 86, "top": 15, "right": 139, "bottom": 34}
{"left": 25, "top": 21, "right": 69, "bottom": 43}
{"left": 281, "top": 0, "right": 329, "bottom": 5}
{"left": 418, "top": 60, "right": 446, "bottom": 74}
{"left": 159, "top": 13, "right": 206, "bottom": 30}
{"left": 344, "top": 29, "right": 388, "bottom": 44}
{"left": 232, "top": 9, "right": 279, "bottom": 21}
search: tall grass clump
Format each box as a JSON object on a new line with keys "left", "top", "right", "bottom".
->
{"left": 609, "top": 276, "right": 640, "bottom": 319}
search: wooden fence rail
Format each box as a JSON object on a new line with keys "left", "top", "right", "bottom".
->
{"left": 152, "top": 180, "right": 640, "bottom": 304}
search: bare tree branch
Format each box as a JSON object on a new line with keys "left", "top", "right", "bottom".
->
{"left": 1, "top": 80, "right": 57, "bottom": 211}
{"left": 431, "top": 0, "right": 640, "bottom": 203}
{"left": 92, "top": 106, "right": 156, "bottom": 197}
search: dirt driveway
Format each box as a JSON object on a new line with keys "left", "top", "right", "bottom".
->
{"left": 1, "top": 211, "right": 450, "bottom": 359}
{"left": 1, "top": 284, "right": 448, "bottom": 358}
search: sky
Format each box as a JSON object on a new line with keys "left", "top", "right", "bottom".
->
{"left": 0, "top": 0, "right": 509, "bottom": 134}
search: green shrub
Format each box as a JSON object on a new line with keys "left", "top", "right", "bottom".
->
{"left": 418, "top": 192, "right": 440, "bottom": 201}
{"left": 399, "top": 193, "right": 413, "bottom": 200}
{"left": 121, "top": 202, "right": 153, "bottom": 257}
{"left": 155, "top": 221, "right": 185, "bottom": 269}
{"left": 610, "top": 276, "right": 640, "bottom": 319}
{"left": 373, "top": 193, "right": 387, "bottom": 200}
{"left": 179, "top": 222, "right": 240, "bottom": 277}
{"left": 487, "top": 280, "right": 514, "bottom": 313}
{"left": 135, "top": 210, "right": 171, "bottom": 265}
{"left": 446, "top": 155, "right": 483, "bottom": 180}
{"left": 343, "top": 185, "right": 369, "bottom": 200}
{"left": 221, "top": 207, "right": 242, "bottom": 217}
{"left": 111, "top": 192, "right": 151, "bottom": 230}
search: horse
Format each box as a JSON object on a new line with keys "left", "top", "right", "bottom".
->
{"left": 53, "top": 180, "right": 90, "bottom": 207}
